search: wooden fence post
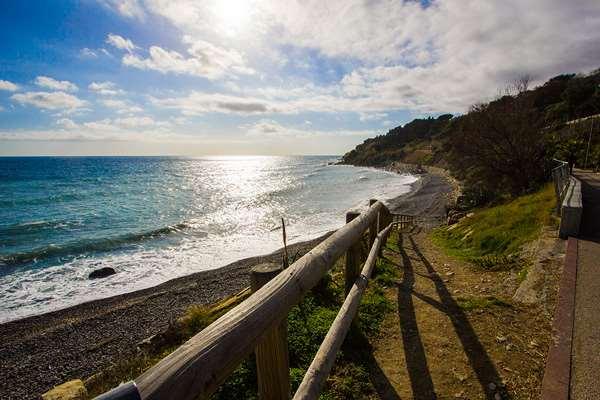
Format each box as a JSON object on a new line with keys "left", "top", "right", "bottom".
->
{"left": 251, "top": 263, "right": 290, "bottom": 400}
{"left": 345, "top": 212, "right": 361, "bottom": 296}
{"left": 380, "top": 207, "right": 391, "bottom": 254}
{"left": 369, "top": 199, "right": 378, "bottom": 248}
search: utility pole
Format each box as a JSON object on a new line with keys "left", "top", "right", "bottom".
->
{"left": 584, "top": 118, "right": 595, "bottom": 170}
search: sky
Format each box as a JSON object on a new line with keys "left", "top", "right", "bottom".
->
{"left": 0, "top": 0, "right": 599, "bottom": 156}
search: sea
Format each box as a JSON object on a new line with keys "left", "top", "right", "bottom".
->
{"left": 0, "top": 156, "right": 417, "bottom": 323}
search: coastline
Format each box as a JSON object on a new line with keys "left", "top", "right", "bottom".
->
{"left": 0, "top": 166, "right": 455, "bottom": 400}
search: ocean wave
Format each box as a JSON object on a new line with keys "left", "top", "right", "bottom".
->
{"left": 0, "top": 222, "right": 192, "bottom": 267}
{"left": 0, "top": 192, "right": 85, "bottom": 208}
{"left": 0, "top": 219, "right": 74, "bottom": 236}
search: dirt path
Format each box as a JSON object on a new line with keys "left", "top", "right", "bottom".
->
{"left": 369, "top": 229, "right": 561, "bottom": 399}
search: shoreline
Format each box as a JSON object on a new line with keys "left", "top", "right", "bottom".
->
{"left": 0, "top": 166, "right": 454, "bottom": 400}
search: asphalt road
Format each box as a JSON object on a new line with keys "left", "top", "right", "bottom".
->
{"left": 571, "top": 171, "right": 600, "bottom": 400}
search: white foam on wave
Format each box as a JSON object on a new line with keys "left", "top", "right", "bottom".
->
{"left": 0, "top": 163, "right": 417, "bottom": 323}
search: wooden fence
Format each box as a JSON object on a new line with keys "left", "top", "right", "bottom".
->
{"left": 96, "top": 200, "right": 414, "bottom": 400}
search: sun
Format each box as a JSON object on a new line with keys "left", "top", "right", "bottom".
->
{"left": 213, "top": 0, "right": 253, "bottom": 36}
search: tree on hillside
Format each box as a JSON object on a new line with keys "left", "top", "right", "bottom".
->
{"left": 446, "top": 86, "right": 550, "bottom": 199}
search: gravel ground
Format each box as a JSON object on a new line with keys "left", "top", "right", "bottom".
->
{"left": 0, "top": 168, "right": 453, "bottom": 400}
{"left": 0, "top": 236, "right": 328, "bottom": 400}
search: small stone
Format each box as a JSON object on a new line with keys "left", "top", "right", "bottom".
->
{"left": 446, "top": 272, "right": 455, "bottom": 277}
{"left": 488, "top": 382, "right": 497, "bottom": 391}
{"left": 454, "top": 390, "right": 465, "bottom": 398}
{"left": 494, "top": 393, "right": 502, "bottom": 400}
{"left": 528, "top": 340, "right": 538, "bottom": 348}
{"left": 496, "top": 335, "right": 507, "bottom": 343}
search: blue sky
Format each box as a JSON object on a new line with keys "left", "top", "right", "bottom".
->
{"left": 0, "top": 0, "right": 598, "bottom": 155}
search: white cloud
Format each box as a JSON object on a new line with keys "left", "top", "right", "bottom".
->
{"left": 34, "top": 76, "right": 78, "bottom": 92}
{"left": 0, "top": 128, "right": 190, "bottom": 142}
{"left": 150, "top": 83, "right": 438, "bottom": 117}
{"left": 122, "top": 38, "right": 254, "bottom": 80}
{"left": 56, "top": 118, "right": 78, "bottom": 129}
{"left": 106, "top": 34, "right": 137, "bottom": 53}
{"left": 11, "top": 91, "right": 88, "bottom": 111}
{"left": 113, "top": 116, "right": 160, "bottom": 128}
{"left": 0, "top": 105, "right": 5, "bottom": 112}
{"left": 101, "top": 0, "right": 145, "bottom": 20}
{"left": 359, "top": 112, "right": 388, "bottom": 122}
{"left": 139, "top": 0, "right": 600, "bottom": 112}
{"left": 0, "top": 115, "right": 190, "bottom": 143}
{"left": 80, "top": 48, "right": 98, "bottom": 58}
{"left": 0, "top": 80, "right": 19, "bottom": 92}
{"left": 89, "top": 81, "right": 124, "bottom": 96}
{"left": 100, "top": 99, "right": 143, "bottom": 114}
{"left": 151, "top": 91, "right": 276, "bottom": 115}
{"left": 245, "top": 119, "right": 374, "bottom": 139}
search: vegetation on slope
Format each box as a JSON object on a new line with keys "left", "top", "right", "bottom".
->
{"left": 431, "top": 184, "right": 557, "bottom": 269}
{"left": 341, "top": 114, "right": 453, "bottom": 167}
{"left": 342, "top": 69, "right": 600, "bottom": 204}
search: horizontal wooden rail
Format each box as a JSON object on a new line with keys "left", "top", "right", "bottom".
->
{"left": 132, "top": 201, "right": 386, "bottom": 400}
{"left": 293, "top": 223, "right": 393, "bottom": 400}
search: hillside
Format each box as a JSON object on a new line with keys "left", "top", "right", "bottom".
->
{"left": 341, "top": 69, "right": 600, "bottom": 192}
{"left": 340, "top": 114, "right": 453, "bottom": 167}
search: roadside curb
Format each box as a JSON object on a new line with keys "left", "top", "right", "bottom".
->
{"left": 541, "top": 237, "right": 578, "bottom": 400}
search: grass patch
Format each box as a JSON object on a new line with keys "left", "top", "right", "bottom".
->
{"left": 432, "top": 183, "right": 557, "bottom": 269}
{"left": 517, "top": 266, "right": 529, "bottom": 283}
{"left": 373, "top": 257, "right": 399, "bottom": 287}
{"left": 456, "top": 296, "right": 512, "bottom": 311}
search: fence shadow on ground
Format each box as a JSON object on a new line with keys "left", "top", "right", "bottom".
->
{"left": 391, "top": 232, "right": 509, "bottom": 400}
{"left": 396, "top": 233, "right": 437, "bottom": 399}
{"left": 345, "top": 330, "right": 402, "bottom": 400}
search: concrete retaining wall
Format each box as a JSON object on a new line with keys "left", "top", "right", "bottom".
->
{"left": 559, "top": 177, "right": 583, "bottom": 239}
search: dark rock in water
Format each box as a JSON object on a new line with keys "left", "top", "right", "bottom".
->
{"left": 88, "top": 267, "right": 116, "bottom": 279}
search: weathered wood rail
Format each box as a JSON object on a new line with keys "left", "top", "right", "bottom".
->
{"left": 96, "top": 200, "right": 413, "bottom": 400}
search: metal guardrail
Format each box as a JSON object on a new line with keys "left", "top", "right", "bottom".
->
{"left": 552, "top": 159, "right": 570, "bottom": 214}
